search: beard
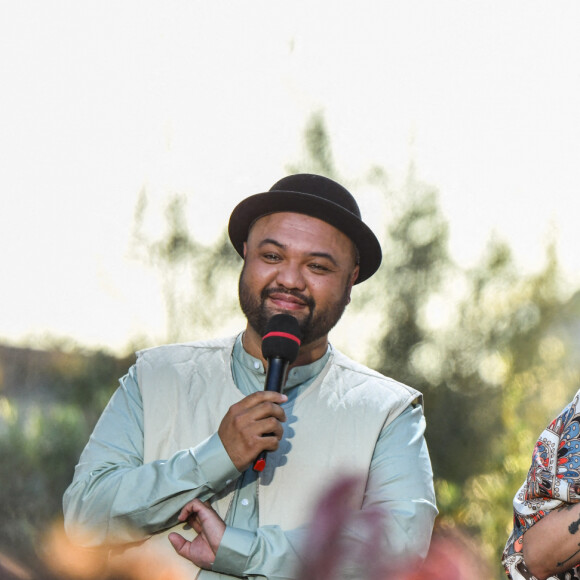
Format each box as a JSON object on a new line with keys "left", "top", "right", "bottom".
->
{"left": 238, "top": 265, "right": 351, "bottom": 346}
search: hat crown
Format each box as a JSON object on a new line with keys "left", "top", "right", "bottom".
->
{"left": 269, "top": 174, "right": 361, "bottom": 219}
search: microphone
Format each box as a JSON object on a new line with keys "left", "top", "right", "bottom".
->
{"left": 253, "top": 313, "right": 302, "bottom": 472}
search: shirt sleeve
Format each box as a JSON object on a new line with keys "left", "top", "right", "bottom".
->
{"left": 363, "top": 402, "right": 438, "bottom": 560}
{"left": 62, "top": 364, "right": 241, "bottom": 546}
{"left": 210, "top": 403, "right": 438, "bottom": 579}
{"left": 212, "top": 526, "right": 305, "bottom": 580}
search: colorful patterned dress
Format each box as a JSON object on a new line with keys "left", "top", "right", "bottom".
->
{"left": 503, "top": 389, "right": 580, "bottom": 579}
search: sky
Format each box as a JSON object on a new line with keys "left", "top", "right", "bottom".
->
{"left": 2, "top": 1, "right": 580, "bottom": 354}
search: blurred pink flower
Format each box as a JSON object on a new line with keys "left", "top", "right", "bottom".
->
{"left": 298, "top": 477, "right": 486, "bottom": 580}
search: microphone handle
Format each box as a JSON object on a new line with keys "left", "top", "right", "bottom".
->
{"left": 253, "top": 356, "right": 289, "bottom": 472}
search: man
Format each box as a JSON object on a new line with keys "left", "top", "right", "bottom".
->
{"left": 503, "top": 389, "right": 580, "bottom": 580}
{"left": 63, "top": 173, "right": 437, "bottom": 579}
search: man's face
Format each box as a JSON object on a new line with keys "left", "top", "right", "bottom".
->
{"left": 238, "top": 212, "right": 360, "bottom": 346}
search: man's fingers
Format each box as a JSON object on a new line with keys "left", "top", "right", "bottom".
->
{"left": 169, "top": 499, "right": 226, "bottom": 569}
{"left": 253, "top": 401, "right": 287, "bottom": 423}
{"left": 178, "top": 505, "right": 194, "bottom": 522}
{"left": 168, "top": 532, "right": 188, "bottom": 555}
{"left": 218, "top": 391, "right": 289, "bottom": 470}
{"left": 181, "top": 499, "right": 218, "bottom": 529}
{"left": 189, "top": 516, "right": 203, "bottom": 534}
{"left": 178, "top": 498, "right": 203, "bottom": 521}
{"left": 227, "top": 397, "right": 287, "bottom": 426}
{"left": 169, "top": 530, "right": 216, "bottom": 569}
{"left": 236, "top": 391, "right": 288, "bottom": 408}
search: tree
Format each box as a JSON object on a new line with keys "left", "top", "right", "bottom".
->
{"left": 0, "top": 346, "right": 132, "bottom": 576}
{"left": 131, "top": 189, "right": 241, "bottom": 343}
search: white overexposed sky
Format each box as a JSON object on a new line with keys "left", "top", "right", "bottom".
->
{"left": 1, "top": 1, "right": 580, "bottom": 354}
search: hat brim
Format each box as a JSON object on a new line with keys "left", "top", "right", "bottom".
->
{"left": 228, "top": 190, "right": 382, "bottom": 284}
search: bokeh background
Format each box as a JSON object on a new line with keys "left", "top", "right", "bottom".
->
{"left": 2, "top": 2, "right": 580, "bottom": 578}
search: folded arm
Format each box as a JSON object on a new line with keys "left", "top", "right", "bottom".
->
{"left": 523, "top": 502, "right": 580, "bottom": 580}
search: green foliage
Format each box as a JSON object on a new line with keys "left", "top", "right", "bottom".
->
{"left": 131, "top": 190, "right": 241, "bottom": 342}
{"left": 46, "top": 348, "right": 134, "bottom": 425}
{"left": 429, "top": 242, "right": 574, "bottom": 576}
{"left": 0, "top": 347, "right": 130, "bottom": 574}
{"left": 286, "top": 111, "right": 337, "bottom": 178}
{"left": 355, "top": 160, "right": 575, "bottom": 576}
{"left": 0, "top": 401, "right": 85, "bottom": 568}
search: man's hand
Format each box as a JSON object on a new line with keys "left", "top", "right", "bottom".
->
{"left": 218, "top": 391, "right": 288, "bottom": 471}
{"left": 168, "top": 499, "right": 226, "bottom": 569}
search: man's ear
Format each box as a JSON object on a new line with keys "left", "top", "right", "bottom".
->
{"left": 242, "top": 242, "right": 247, "bottom": 259}
{"left": 344, "top": 265, "right": 360, "bottom": 305}
{"left": 350, "top": 264, "right": 360, "bottom": 287}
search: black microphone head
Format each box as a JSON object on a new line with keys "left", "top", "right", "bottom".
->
{"left": 261, "top": 314, "right": 302, "bottom": 363}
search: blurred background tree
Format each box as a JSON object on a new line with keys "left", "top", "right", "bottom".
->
{"left": 131, "top": 191, "right": 241, "bottom": 343}
{"left": 0, "top": 345, "right": 134, "bottom": 577}
{"left": 1, "top": 113, "right": 579, "bottom": 579}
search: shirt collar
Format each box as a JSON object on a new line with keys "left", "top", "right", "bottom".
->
{"left": 232, "top": 333, "right": 331, "bottom": 390}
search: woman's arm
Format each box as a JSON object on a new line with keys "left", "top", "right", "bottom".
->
{"left": 523, "top": 502, "right": 580, "bottom": 580}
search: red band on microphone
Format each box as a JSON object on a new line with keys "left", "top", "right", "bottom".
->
{"left": 253, "top": 458, "right": 266, "bottom": 472}
{"left": 262, "top": 331, "right": 301, "bottom": 346}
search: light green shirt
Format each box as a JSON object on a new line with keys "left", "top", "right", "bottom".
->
{"left": 63, "top": 336, "right": 437, "bottom": 579}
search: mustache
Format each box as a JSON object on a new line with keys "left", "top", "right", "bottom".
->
{"left": 261, "top": 287, "right": 315, "bottom": 309}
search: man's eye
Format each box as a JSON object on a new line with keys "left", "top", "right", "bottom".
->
{"left": 309, "top": 263, "right": 330, "bottom": 272}
{"left": 263, "top": 253, "right": 280, "bottom": 261}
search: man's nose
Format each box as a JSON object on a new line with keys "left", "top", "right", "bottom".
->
{"left": 275, "top": 261, "right": 306, "bottom": 290}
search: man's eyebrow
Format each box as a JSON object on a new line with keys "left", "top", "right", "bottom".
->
{"left": 309, "top": 252, "right": 339, "bottom": 267}
{"left": 258, "top": 238, "right": 286, "bottom": 250}
{"left": 258, "top": 239, "right": 339, "bottom": 267}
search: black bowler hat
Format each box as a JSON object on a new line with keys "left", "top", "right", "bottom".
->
{"left": 228, "top": 173, "right": 382, "bottom": 284}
